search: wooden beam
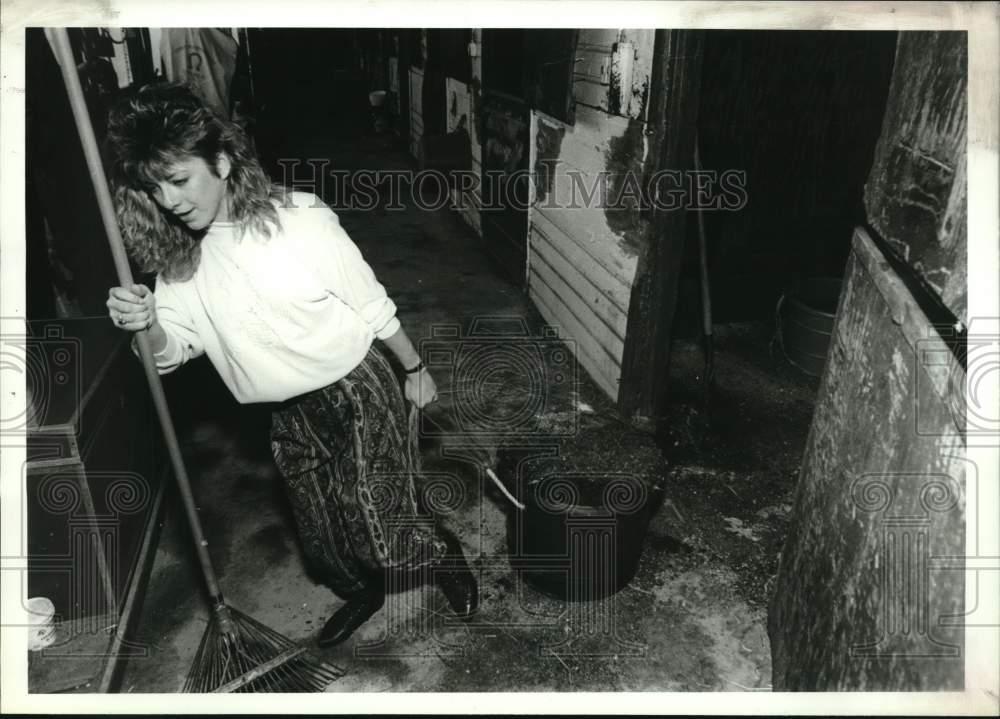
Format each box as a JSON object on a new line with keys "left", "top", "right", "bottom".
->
{"left": 617, "top": 30, "right": 704, "bottom": 420}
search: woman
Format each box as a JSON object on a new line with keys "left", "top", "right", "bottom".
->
{"left": 104, "top": 82, "right": 477, "bottom": 647}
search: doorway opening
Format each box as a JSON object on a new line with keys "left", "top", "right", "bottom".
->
{"left": 675, "top": 30, "right": 899, "bottom": 332}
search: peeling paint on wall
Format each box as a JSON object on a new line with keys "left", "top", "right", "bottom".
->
{"left": 604, "top": 119, "right": 648, "bottom": 257}
{"left": 607, "top": 56, "right": 622, "bottom": 116}
{"left": 634, "top": 74, "right": 650, "bottom": 120}
{"left": 533, "top": 119, "right": 565, "bottom": 205}
{"left": 524, "top": 30, "right": 655, "bottom": 402}
{"left": 446, "top": 78, "right": 471, "bottom": 134}
{"left": 483, "top": 106, "right": 527, "bottom": 173}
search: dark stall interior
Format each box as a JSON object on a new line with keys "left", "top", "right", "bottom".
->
{"left": 673, "top": 30, "right": 898, "bottom": 333}
{"left": 19, "top": 25, "right": 969, "bottom": 695}
{"left": 248, "top": 29, "right": 372, "bottom": 176}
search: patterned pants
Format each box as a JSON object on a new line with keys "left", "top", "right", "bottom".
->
{"left": 270, "top": 344, "right": 447, "bottom": 597}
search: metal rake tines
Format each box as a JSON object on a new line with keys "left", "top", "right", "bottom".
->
{"left": 184, "top": 605, "right": 345, "bottom": 692}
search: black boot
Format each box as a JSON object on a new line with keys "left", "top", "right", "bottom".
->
{"left": 435, "top": 530, "right": 479, "bottom": 620}
{"left": 318, "top": 582, "right": 385, "bottom": 648}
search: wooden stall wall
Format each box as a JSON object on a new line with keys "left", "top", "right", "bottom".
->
{"left": 409, "top": 65, "right": 425, "bottom": 162}
{"left": 480, "top": 89, "right": 530, "bottom": 285}
{"left": 445, "top": 78, "right": 471, "bottom": 135}
{"left": 451, "top": 29, "right": 483, "bottom": 235}
{"left": 25, "top": 319, "right": 167, "bottom": 693}
{"left": 26, "top": 29, "right": 142, "bottom": 319}
{"left": 527, "top": 29, "right": 655, "bottom": 401}
{"left": 445, "top": 75, "right": 483, "bottom": 234}
{"left": 863, "top": 32, "right": 968, "bottom": 325}
{"left": 768, "top": 229, "right": 965, "bottom": 690}
{"left": 478, "top": 30, "right": 532, "bottom": 285}
{"left": 768, "top": 32, "right": 968, "bottom": 690}
{"left": 400, "top": 29, "right": 427, "bottom": 161}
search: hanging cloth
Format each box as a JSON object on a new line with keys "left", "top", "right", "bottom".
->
{"left": 160, "top": 28, "right": 238, "bottom": 119}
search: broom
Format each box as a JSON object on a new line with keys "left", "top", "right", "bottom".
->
{"left": 47, "top": 28, "right": 344, "bottom": 693}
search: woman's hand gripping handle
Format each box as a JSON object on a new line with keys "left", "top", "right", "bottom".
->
{"left": 106, "top": 284, "right": 168, "bottom": 352}
{"left": 404, "top": 361, "right": 438, "bottom": 409}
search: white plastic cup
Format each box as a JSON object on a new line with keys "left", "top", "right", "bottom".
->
{"left": 26, "top": 596, "right": 56, "bottom": 651}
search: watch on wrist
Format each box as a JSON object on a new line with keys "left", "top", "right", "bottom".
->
{"left": 405, "top": 360, "right": 425, "bottom": 375}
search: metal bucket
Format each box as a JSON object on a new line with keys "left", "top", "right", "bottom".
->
{"left": 779, "top": 277, "right": 843, "bottom": 377}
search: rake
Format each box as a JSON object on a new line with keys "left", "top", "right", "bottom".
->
{"left": 49, "top": 28, "right": 344, "bottom": 692}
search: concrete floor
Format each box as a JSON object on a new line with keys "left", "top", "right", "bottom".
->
{"left": 118, "top": 124, "right": 819, "bottom": 693}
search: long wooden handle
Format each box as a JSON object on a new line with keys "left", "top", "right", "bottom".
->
{"left": 693, "top": 131, "right": 713, "bottom": 340}
{"left": 48, "top": 28, "right": 224, "bottom": 603}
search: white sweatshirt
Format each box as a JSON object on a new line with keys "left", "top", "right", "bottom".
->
{"left": 149, "top": 191, "right": 401, "bottom": 403}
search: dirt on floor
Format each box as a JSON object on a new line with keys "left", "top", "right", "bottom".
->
{"left": 119, "top": 132, "right": 819, "bottom": 693}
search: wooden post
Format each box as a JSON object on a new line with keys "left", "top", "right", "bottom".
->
{"left": 864, "top": 32, "right": 967, "bottom": 325}
{"left": 617, "top": 30, "right": 705, "bottom": 420}
{"left": 768, "top": 31, "right": 970, "bottom": 691}
{"left": 768, "top": 228, "right": 966, "bottom": 690}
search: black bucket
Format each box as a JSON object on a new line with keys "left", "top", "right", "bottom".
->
{"left": 779, "top": 277, "right": 843, "bottom": 377}
{"left": 505, "top": 470, "right": 656, "bottom": 601}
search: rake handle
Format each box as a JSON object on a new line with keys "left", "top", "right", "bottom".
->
{"left": 48, "top": 28, "right": 225, "bottom": 604}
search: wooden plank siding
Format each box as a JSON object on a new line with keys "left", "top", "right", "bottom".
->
{"left": 530, "top": 279, "right": 621, "bottom": 400}
{"left": 528, "top": 257, "right": 626, "bottom": 385}
{"left": 526, "top": 30, "right": 655, "bottom": 402}
{"left": 572, "top": 29, "right": 654, "bottom": 120}
{"left": 530, "top": 211, "right": 632, "bottom": 324}
{"left": 573, "top": 33, "right": 617, "bottom": 113}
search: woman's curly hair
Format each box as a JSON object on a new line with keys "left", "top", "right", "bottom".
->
{"left": 106, "top": 82, "right": 285, "bottom": 281}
